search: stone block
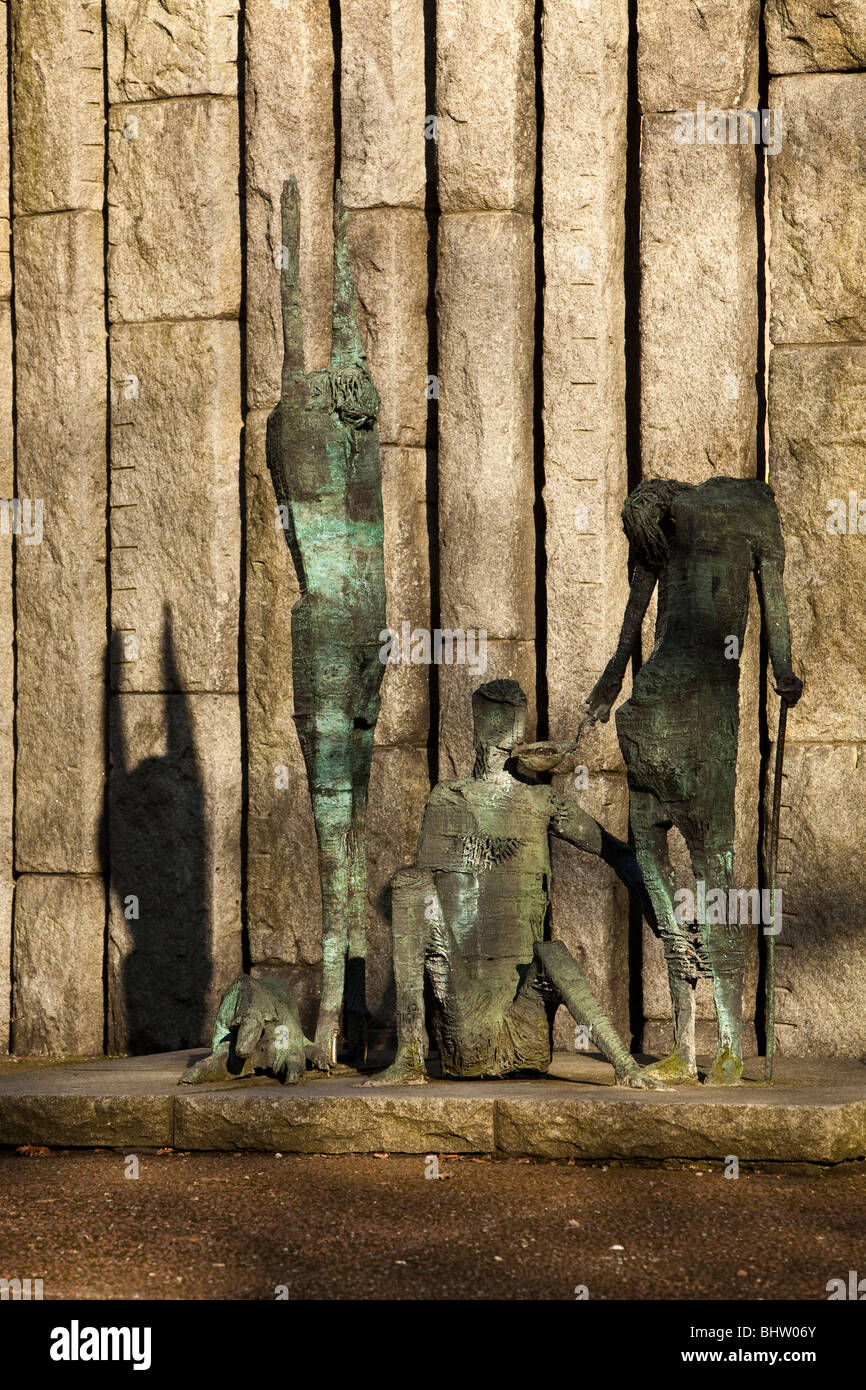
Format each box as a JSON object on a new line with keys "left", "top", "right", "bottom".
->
{"left": 346, "top": 208, "right": 428, "bottom": 448}
{"left": 769, "top": 345, "right": 866, "bottom": 743}
{"left": 766, "top": 0, "right": 866, "bottom": 74}
{"left": 108, "top": 96, "right": 241, "bottom": 322}
{"left": 10, "top": 0, "right": 103, "bottom": 214}
{"left": 340, "top": 0, "right": 426, "bottom": 209}
{"left": 437, "top": 212, "right": 535, "bottom": 640}
{"left": 12, "top": 875, "right": 105, "bottom": 1056}
{"left": 107, "top": 0, "right": 239, "bottom": 100}
{"left": 641, "top": 117, "right": 758, "bottom": 479}
{"left": 638, "top": 0, "right": 759, "bottom": 112}
{"left": 377, "top": 446, "right": 430, "bottom": 749}
{"left": 772, "top": 743, "right": 866, "bottom": 1056}
{"left": 108, "top": 691, "right": 242, "bottom": 1052}
{"left": 14, "top": 212, "right": 106, "bottom": 875}
{"left": 109, "top": 319, "right": 242, "bottom": 694}
{"left": 436, "top": 0, "right": 535, "bottom": 213}
{"left": 768, "top": 75, "right": 866, "bottom": 345}
{"left": 245, "top": 0, "right": 334, "bottom": 399}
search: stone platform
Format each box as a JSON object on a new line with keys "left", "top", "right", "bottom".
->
{"left": 0, "top": 1052, "right": 864, "bottom": 1161}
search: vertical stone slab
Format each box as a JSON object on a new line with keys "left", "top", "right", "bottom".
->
{"left": 0, "top": 7, "right": 13, "bottom": 1048}
{"left": 639, "top": 125, "right": 758, "bottom": 480}
{"left": 12, "top": 875, "right": 104, "bottom": 1055}
{"left": 109, "top": 320, "right": 241, "bottom": 694}
{"left": 769, "top": 347, "right": 866, "bottom": 746}
{"left": 13, "top": 215, "right": 106, "bottom": 875}
{"left": 767, "top": 75, "right": 866, "bottom": 1055}
{"left": 108, "top": 691, "right": 242, "bottom": 1051}
{"left": 339, "top": 1, "right": 430, "bottom": 1026}
{"left": 637, "top": 0, "right": 761, "bottom": 1052}
{"left": 436, "top": 0, "right": 536, "bottom": 779}
{"left": 436, "top": 0, "right": 535, "bottom": 214}
{"left": 242, "top": 0, "right": 333, "bottom": 1005}
{"left": 768, "top": 76, "right": 866, "bottom": 346}
{"left": 436, "top": 212, "right": 536, "bottom": 776}
{"left": 106, "top": 17, "right": 244, "bottom": 1052}
{"left": 245, "top": 0, "right": 334, "bottom": 399}
{"left": 541, "top": 0, "right": 632, "bottom": 1041}
{"left": 770, "top": 745, "right": 866, "bottom": 1056}
{"left": 10, "top": 0, "right": 108, "bottom": 1055}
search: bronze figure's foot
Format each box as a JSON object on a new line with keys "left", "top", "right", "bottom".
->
{"left": 641, "top": 1050, "right": 700, "bottom": 1086}
{"left": 304, "top": 1042, "right": 331, "bottom": 1073}
{"left": 364, "top": 1047, "right": 428, "bottom": 1087}
{"left": 314, "top": 1011, "right": 342, "bottom": 1065}
{"left": 704, "top": 1045, "right": 744, "bottom": 1086}
{"left": 614, "top": 1059, "right": 670, "bottom": 1090}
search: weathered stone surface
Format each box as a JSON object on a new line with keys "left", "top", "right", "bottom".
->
{"left": 0, "top": 301, "right": 12, "bottom": 1050}
{"left": 109, "top": 320, "right": 241, "bottom": 694}
{"left": 245, "top": 0, "right": 334, "bottom": 400}
{"left": 641, "top": 119, "right": 758, "bottom": 479}
{"left": 108, "top": 692, "right": 242, "bottom": 1052}
{"left": 0, "top": 4, "right": 9, "bottom": 299}
{"left": 12, "top": 875, "right": 105, "bottom": 1056}
{"left": 771, "top": 744, "right": 866, "bottom": 1057}
{"left": 365, "top": 746, "right": 430, "bottom": 1030}
{"left": 377, "top": 446, "right": 430, "bottom": 749}
{"left": 437, "top": 213, "right": 535, "bottom": 641}
{"left": 766, "top": 0, "right": 866, "bottom": 74}
{"left": 638, "top": 0, "right": 759, "bottom": 112}
{"left": 346, "top": 209, "right": 428, "bottom": 448}
{"left": 340, "top": 0, "right": 426, "bottom": 210}
{"left": 4, "top": 1052, "right": 865, "bottom": 1159}
{"left": 437, "top": 640, "right": 536, "bottom": 779}
{"left": 14, "top": 212, "right": 106, "bottom": 875}
{"left": 769, "top": 346, "right": 866, "bottom": 744}
{"left": 243, "top": 410, "right": 322, "bottom": 975}
{"left": 436, "top": 0, "right": 535, "bottom": 213}
{"left": 175, "top": 1091, "right": 495, "bottom": 1152}
{"left": 9, "top": 0, "right": 103, "bottom": 215}
{"left": 108, "top": 96, "right": 241, "bottom": 323}
{"left": 542, "top": 0, "right": 629, "bottom": 776}
{"left": 495, "top": 1096, "right": 866, "bottom": 1162}
{"left": 0, "top": 1095, "right": 173, "bottom": 1148}
{"left": 107, "top": 0, "right": 239, "bottom": 101}
{"left": 768, "top": 76, "right": 866, "bottom": 345}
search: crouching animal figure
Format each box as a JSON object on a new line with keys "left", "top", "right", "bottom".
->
{"left": 180, "top": 975, "right": 331, "bottom": 1086}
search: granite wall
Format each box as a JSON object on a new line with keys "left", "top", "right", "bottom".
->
{"left": 3, "top": 0, "right": 864, "bottom": 1058}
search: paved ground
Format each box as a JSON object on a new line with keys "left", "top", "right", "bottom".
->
{"left": 1, "top": 1149, "right": 864, "bottom": 1300}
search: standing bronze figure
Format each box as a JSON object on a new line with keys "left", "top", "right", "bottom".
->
{"left": 586, "top": 477, "right": 802, "bottom": 1085}
{"left": 267, "top": 176, "right": 386, "bottom": 1063}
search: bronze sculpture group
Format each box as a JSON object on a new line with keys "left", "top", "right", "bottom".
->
{"left": 183, "top": 178, "right": 802, "bottom": 1094}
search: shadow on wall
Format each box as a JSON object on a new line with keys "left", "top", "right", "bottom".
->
{"left": 105, "top": 607, "right": 211, "bottom": 1052}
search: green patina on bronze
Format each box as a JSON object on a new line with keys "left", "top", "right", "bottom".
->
{"left": 266, "top": 176, "right": 386, "bottom": 1063}
{"left": 586, "top": 477, "right": 802, "bottom": 1086}
{"left": 368, "top": 679, "right": 661, "bottom": 1089}
{"left": 179, "top": 974, "right": 330, "bottom": 1086}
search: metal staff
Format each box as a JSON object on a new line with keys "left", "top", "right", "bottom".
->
{"left": 764, "top": 699, "right": 788, "bottom": 1083}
